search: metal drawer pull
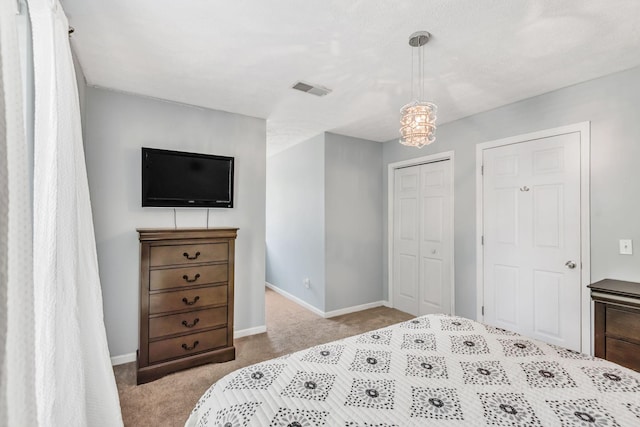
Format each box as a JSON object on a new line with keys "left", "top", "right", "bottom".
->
{"left": 182, "top": 318, "right": 200, "bottom": 328}
{"left": 183, "top": 251, "right": 201, "bottom": 260}
{"left": 181, "top": 341, "right": 199, "bottom": 351}
{"left": 182, "top": 273, "right": 201, "bottom": 283}
{"left": 182, "top": 296, "right": 200, "bottom": 305}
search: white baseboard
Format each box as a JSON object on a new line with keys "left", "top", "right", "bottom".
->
{"left": 382, "top": 300, "right": 392, "bottom": 308}
{"left": 111, "top": 352, "right": 136, "bottom": 366}
{"left": 266, "top": 282, "right": 385, "bottom": 318}
{"left": 265, "top": 282, "right": 325, "bottom": 317}
{"left": 234, "top": 325, "right": 267, "bottom": 339}
{"left": 324, "top": 300, "right": 385, "bottom": 318}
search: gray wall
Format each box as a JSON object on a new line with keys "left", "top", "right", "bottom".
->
{"left": 266, "top": 134, "right": 326, "bottom": 310}
{"left": 383, "top": 66, "right": 640, "bottom": 320}
{"left": 84, "top": 87, "right": 266, "bottom": 357}
{"left": 325, "top": 133, "right": 383, "bottom": 311}
{"left": 266, "top": 132, "right": 384, "bottom": 313}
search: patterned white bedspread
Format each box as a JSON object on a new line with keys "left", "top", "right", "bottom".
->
{"left": 185, "top": 314, "right": 640, "bottom": 426}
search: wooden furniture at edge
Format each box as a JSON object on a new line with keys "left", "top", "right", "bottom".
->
{"left": 137, "top": 227, "right": 238, "bottom": 384}
{"left": 588, "top": 279, "right": 640, "bottom": 372}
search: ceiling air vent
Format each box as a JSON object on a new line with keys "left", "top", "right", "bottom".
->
{"left": 292, "top": 81, "right": 332, "bottom": 97}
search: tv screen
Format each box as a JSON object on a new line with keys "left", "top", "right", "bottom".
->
{"left": 142, "top": 147, "right": 234, "bottom": 208}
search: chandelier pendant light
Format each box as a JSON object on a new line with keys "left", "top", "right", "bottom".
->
{"left": 399, "top": 31, "right": 437, "bottom": 148}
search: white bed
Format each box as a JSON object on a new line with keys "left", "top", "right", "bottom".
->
{"left": 186, "top": 314, "right": 640, "bottom": 426}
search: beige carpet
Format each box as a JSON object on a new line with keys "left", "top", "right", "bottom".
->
{"left": 114, "top": 287, "right": 412, "bottom": 426}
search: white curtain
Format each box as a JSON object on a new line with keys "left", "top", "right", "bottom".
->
{"left": 0, "top": 0, "right": 36, "bottom": 425}
{"left": 3, "top": 0, "right": 124, "bottom": 425}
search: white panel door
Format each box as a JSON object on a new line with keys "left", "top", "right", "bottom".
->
{"left": 393, "top": 166, "right": 420, "bottom": 315}
{"left": 419, "top": 160, "right": 452, "bottom": 315}
{"left": 483, "top": 133, "right": 581, "bottom": 350}
{"left": 394, "top": 160, "right": 452, "bottom": 316}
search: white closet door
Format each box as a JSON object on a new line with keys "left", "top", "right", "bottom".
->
{"left": 483, "top": 132, "right": 581, "bottom": 350}
{"left": 393, "top": 166, "right": 420, "bottom": 315}
{"left": 419, "top": 160, "right": 452, "bottom": 315}
{"left": 394, "top": 160, "right": 452, "bottom": 316}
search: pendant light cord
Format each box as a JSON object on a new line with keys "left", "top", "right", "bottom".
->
{"left": 420, "top": 41, "right": 424, "bottom": 100}
{"left": 411, "top": 44, "right": 415, "bottom": 101}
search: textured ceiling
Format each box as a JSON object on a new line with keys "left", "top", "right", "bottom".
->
{"left": 61, "top": 0, "right": 640, "bottom": 155}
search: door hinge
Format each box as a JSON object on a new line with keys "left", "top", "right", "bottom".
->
{"left": 481, "top": 165, "right": 484, "bottom": 175}
{"left": 481, "top": 306, "right": 484, "bottom": 316}
{"left": 481, "top": 235, "right": 484, "bottom": 245}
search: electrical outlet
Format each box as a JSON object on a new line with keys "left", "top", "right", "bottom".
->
{"left": 619, "top": 239, "right": 633, "bottom": 255}
{"left": 303, "top": 278, "right": 311, "bottom": 289}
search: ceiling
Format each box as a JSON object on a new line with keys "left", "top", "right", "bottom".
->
{"left": 61, "top": 0, "right": 640, "bottom": 155}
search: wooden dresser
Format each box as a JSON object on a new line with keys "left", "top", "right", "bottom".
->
{"left": 137, "top": 227, "right": 238, "bottom": 384}
{"left": 589, "top": 279, "right": 640, "bottom": 372}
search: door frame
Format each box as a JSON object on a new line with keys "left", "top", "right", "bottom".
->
{"left": 475, "top": 122, "right": 591, "bottom": 354}
{"left": 388, "top": 150, "right": 455, "bottom": 315}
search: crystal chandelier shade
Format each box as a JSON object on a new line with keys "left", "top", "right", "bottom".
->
{"left": 399, "top": 100, "right": 437, "bottom": 148}
{"left": 399, "top": 31, "right": 437, "bottom": 148}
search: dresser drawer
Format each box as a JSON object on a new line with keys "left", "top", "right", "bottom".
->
{"left": 150, "top": 264, "right": 227, "bottom": 291}
{"left": 149, "top": 307, "right": 227, "bottom": 339}
{"left": 150, "top": 243, "right": 228, "bottom": 267}
{"left": 149, "top": 286, "right": 227, "bottom": 314}
{"left": 606, "top": 307, "right": 640, "bottom": 343}
{"left": 148, "top": 328, "right": 228, "bottom": 364}
{"left": 605, "top": 337, "right": 640, "bottom": 372}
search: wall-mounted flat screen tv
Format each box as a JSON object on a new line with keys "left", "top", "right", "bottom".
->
{"left": 142, "top": 147, "right": 234, "bottom": 208}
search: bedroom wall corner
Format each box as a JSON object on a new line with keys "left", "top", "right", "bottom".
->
{"left": 83, "top": 87, "right": 267, "bottom": 358}
{"left": 265, "top": 134, "right": 326, "bottom": 311}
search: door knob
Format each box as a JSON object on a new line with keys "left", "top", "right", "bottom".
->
{"left": 565, "top": 261, "right": 577, "bottom": 269}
